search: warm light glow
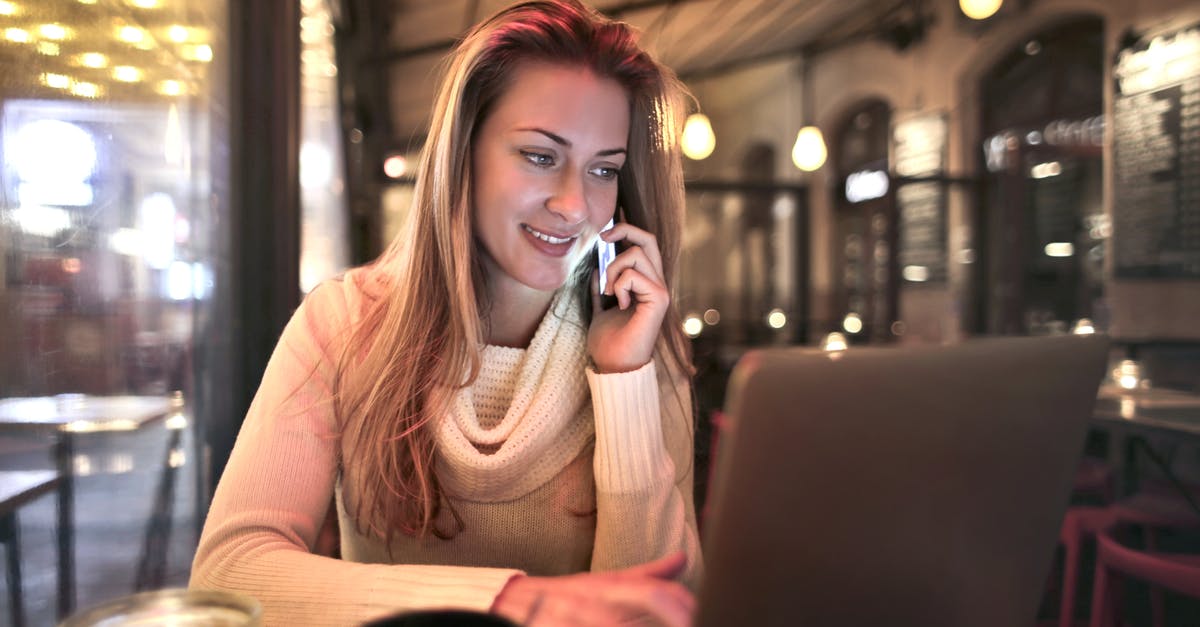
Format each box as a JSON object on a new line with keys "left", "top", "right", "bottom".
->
{"left": 1072, "top": 318, "right": 1095, "bottom": 335}
{"left": 183, "top": 43, "right": 213, "bottom": 62}
{"left": 383, "top": 155, "right": 408, "bottom": 179}
{"left": 167, "top": 24, "right": 189, "bottom": 42}
{"left": 0, "top": 2, "right": 17, "bottom": 16}
{"left": 703, "top": 308, "right": 721, "bottom": 326}
{"left": 4, "top": 28, "right": 30, "bottom": 43}
{"left": 117, "top": 25, "right": 147, "bottom": 44}
{"left": 1114, "top": 360, "right": 1142, "bottom": 390}
{"left": 902, "top": 265, "right": 929, "bottom": 282}
{"left": 842, "top": 312, "right": 863, "bottom": 334}
{"left": 681, "top": 113, "right": 716, "bottom": 160}
{"left": 129, "top": 0, "right": 162, "bottom": 8}
{"left": 78, "top": 52, "right": 109, "bottom": 68}
{"left": 822, "top": 332, "right": 848, "bottom": 352}
{"left": 1030, "top": 161, "right": 1062, "bottom": 179}
{"left": 683, "top": 315, "right": 703, "bottom": 338}
{"left": 36, "top": 41, "right": 60, "bottom": 56}
{"left": 157, "top": 79, "right": 185, "bottom": 96}
{"left": 70, "top": 81, "right": 101, "bottom": 98}
{"left": 38, "top": 23, "right": 69, "bottom": 40}
{"left": 40, "top": 72, "right": 71, "bottom": 89}
{"left": 767, "top": 308, "right": 787, "bottom": 330}
{"left": 1044, "top": 242, "right": 1075, "bottom": 257}
{"left": 61, "top": 258, "right": 82, "bottom": 273}
{"left": 78, "top": 0, "right": 98, "bottom": 4}
{"left": 112, "top": 65, "right": 143, "bottom": 82}
{"left": 792, "top": 126, "right": 827, "bottom": 171}
{"left": 960, "top": 0, "right": 1002, "bottom": 20}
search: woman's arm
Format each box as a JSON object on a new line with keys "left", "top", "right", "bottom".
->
{"left": 189, "top": 280, "right": 519, "bottom": 626}
{"left": 585, "top": 353, "right": 703, "bottom": 589}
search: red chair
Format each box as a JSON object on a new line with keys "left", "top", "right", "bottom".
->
{"left": 1088, "top": 525, "right": 1200, "bottom": 627}
{"left": 1054, "top": 466, "right": 1200, "bottom": 627}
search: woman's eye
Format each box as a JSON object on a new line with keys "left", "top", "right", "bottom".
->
{"left": 521, "top": 150, "right": 554, "bottom": 167}
{"left": 590, "top": 166, "right": 619, "bottom": 180}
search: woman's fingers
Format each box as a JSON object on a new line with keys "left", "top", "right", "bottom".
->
{"left": 611, "top": 266, "right": 667, "bottom": 312}
{"left": 601, "top": 222, "right": 664, "bottom": 279}
{"left": 620, "top": 552, "right": 688, "bottom": 580}
{"left": 601, "top": 245, "right": 664, "bottom": 298}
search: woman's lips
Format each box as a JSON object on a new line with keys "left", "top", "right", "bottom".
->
{"left": 522, "top": 224, "right": 577, "bottom": 257}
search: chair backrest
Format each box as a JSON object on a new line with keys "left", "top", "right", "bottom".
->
{"left": 1096, "top": 528, "right": 1200, "bottom": 599}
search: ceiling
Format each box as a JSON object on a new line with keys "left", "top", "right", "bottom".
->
{"left": 365, "top": 0, "right": 922, "bottom": 143}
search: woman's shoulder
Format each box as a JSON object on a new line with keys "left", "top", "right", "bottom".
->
{"left": 303, "top": 264, "right": 390, "bottom": 326}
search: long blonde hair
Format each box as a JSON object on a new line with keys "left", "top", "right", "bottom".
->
{"left": 335, "top": 0, "right": 693, "bottom": 543}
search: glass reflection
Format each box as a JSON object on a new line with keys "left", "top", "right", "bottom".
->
{"left": 1, "top": 0, "right": 226, "bottom": 621}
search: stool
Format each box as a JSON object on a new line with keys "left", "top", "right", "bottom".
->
{"left": 0, "top": 471, "right": 60, "bottom": 627}
{"left": 1089, "top": 525, "right": 1200, "bottom": 627}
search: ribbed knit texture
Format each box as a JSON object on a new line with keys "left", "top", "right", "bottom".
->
{"left": 190, "top": 266, "right": 703, "bottom": 626}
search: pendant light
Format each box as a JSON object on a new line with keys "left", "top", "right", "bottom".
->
{"left": 681, "top": 112, "right": 716, "bottom": 160}
{"left": 792, "top": 57, "right": 827, "bottom": 171}
{"left": 960, "top": 0, "right": 1002, "bottom": 20}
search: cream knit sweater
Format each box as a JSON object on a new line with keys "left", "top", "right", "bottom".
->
{"left": 189, "top": 267, "right": 702, "bottom": 626}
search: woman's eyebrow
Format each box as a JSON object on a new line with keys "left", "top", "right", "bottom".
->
{"left": 515, "top": 126, "right": 626, "bottom": 156}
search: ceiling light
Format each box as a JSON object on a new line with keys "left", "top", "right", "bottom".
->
{"left": 157, "top": 79, "right": 185, "bottom": 96}
{"left": 113, "top": 66, "right": 143, "bottom": 82}
{"left": 36, "top": 42, "right": 60, "bottom": 56}
{"left": 0, "top": 2, "right": 18, "bottom": 16}
{"left": 71, "top": 81, "right": 101, "bottom": 98}
{"left": 39, "top": 23, "right": 69, "bottom": 40}
{"left": 4, "top": 28, "right": 30, "bottom": 43}
{"left": 79, "top": 52, "right": 109, "bottom": 68}
{"left": 167, "top": 24, "right": 188, "bottom": 43}
{"left": 129, "top": 0, "right": 162, "bottom": 8}
{"left": 40, "top": 73, "right": 71, "bottom": 89}
{"left": 117, "top": 25, "right": 147, "bottom": 44}
{"left": 183, "top": 44, "right": 213, "bottom": 62}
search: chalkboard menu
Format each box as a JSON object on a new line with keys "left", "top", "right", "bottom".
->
{"left": 891, "top": 112, "right": 948, "bottom": 283}
{"left": 1112, "top": 25, "right": 1200, "bottom": 278}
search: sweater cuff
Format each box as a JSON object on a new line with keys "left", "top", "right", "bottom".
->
{"left": 369, "top": 565, "right": 522, "bottom": 616}
{"left": 586, "top": 360, "right": 671, "bottom": 494}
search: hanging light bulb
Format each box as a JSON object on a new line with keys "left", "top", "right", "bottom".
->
{"left": 960, "top": 0, "right": 1002, "bottom": 20}
{"left": 791, "top": 125, "right": 827, "bottom": 171}
{"left": 681, "top": 113, "right": 715, "bottom": 160}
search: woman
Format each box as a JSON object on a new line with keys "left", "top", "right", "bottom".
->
{"left": 190, "top": 1, "right": 701, "bottom": 624}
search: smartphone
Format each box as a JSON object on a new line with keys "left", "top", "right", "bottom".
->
{"left": 596, "top": 217, "right": 619, "bottom": 310}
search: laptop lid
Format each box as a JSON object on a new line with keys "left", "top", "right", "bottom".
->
{"left": 696, "top": 335, "right": 1109, "bottom": 627}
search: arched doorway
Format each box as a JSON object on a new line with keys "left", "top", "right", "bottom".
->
{"left": 974, "top": 16, "right": 1106, "bottom": 335}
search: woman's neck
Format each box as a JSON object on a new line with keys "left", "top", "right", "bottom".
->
{"left": 483, "top": 273, "right": 556, "bottom": 348}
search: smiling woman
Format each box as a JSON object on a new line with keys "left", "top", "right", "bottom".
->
{"left": 188, "top": 1, "right": 701, "bottom": 626}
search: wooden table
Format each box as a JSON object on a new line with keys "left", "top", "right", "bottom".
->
{"left": 0, "top": 395, "right": 177, "bottom": 617}
{"left": 0, "top": 471, "right": 60, "bottom": 627}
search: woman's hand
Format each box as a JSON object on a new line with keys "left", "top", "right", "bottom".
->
{"left": 491, "top": 552, "right": 694, "bottom": 626}
{"left": 588, "top": 222, "right": 669, "bottom": 374}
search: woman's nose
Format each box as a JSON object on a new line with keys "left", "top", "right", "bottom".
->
{"left": 545, "top": 171, "right": 587, "bottom": 224}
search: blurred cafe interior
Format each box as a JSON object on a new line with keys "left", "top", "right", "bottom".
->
{"left": 0, "top": 0, "right": 1199, "bottom": 624}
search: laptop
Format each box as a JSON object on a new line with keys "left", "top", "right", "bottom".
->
{"left": 696, "top": 335, "right": 1110, "bottom": 627}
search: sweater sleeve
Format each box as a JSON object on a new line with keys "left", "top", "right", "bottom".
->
{"left": 189, "top": 280, "right": 519, "bottom": 626}
{"left": 585, "top": 354, "right": 704, "bottom": 591}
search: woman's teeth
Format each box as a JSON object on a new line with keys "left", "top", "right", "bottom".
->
{"left": 523, "top": 225, "right": 574, "bottom": 245}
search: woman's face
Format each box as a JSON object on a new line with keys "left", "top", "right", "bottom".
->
{"left": 471, "top": 61, "right": 631, "bottom": 297}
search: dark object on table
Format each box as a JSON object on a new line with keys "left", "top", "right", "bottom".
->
{"left": 364, "top": 610, "right": 517, "bottom": 626}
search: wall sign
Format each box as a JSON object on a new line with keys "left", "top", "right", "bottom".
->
{"left": 891, "top": 111, "right": 948, "bottom": 284}
{"left": 1112, "top": 24, "right": 1200, "bottom": 278}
